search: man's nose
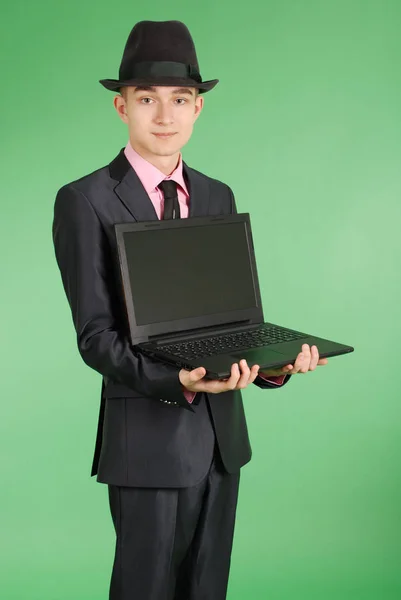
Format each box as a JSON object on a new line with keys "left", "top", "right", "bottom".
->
{"left": 155, "top": 102, "right": 174, "bottom": 124}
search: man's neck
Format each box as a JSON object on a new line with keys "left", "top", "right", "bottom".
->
{"left": 130, "top": 142, "right": 181, "bottom": 176}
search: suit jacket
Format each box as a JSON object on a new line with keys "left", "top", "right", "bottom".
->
{"left": 52, "top": 149, "right": 290, "bottom": 487}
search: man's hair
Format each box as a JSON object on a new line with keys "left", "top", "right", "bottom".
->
{"left": 119, "top": 87, "right": 199, "bottom": 99}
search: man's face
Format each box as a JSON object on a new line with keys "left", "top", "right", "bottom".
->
{"left": 114, "top": 85, "right": 204, "bottom": 160}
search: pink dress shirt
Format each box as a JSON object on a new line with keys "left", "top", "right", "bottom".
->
{"left": 124, "top": 142, "right": 286, "bottom": 402}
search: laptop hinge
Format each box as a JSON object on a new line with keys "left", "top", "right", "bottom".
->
{"left": 147, "top": 320, "right": 257, "bottom": 345}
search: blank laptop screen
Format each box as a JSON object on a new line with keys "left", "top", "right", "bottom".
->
{"left": 123, "top": 221, "right": 258, "bottom": 326}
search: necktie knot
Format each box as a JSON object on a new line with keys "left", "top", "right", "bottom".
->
{"left": 158, "top": 179, "right": 177, "bottom": 199}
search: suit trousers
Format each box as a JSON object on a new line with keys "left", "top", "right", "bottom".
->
{"left": 107, "top": 443, "right": 241, "bottom": 600}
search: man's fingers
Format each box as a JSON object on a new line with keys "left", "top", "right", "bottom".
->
{"left": 209, "top": 363, "right": 241, "bottom": 393}
{"left": 227, "top": 362, "right": 242, "bottom": 389}
{"left": 199, "top": 363, "right": 238, "bottom": 393}
{"left": 290, "top": 346, "right": 328, "bottom": 375}
{"left": 222, "top": 361, "right": 258, "bottom": 390}
{"left": 235, "top": 359, "right": 251, "bottom": 389}
{"left": 292, "top": 352, "right": 304, "bottom": 373}
{"left": 309, "top": 345, "right": 319, "bottom": 371}
{"left": 220, "top": 361, "right": 250, "bottom": 391}
{"left": 292, "top": 345, "right": 310, "bottom": 373}
{"left": 248, "top": 364, "right": 260, "bottom": 384}
{"left": 296, "top": 344, "right": 310, "bottom": 373}
{"left": 190, "top": 366, "right": 206, "bottom": 381}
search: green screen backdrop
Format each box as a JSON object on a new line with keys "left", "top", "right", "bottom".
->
{"left": 1, "top": 1, "right": 400, "bottom": 599}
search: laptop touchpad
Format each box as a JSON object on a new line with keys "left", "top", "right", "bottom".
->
{"left": 231, "top": 348, "right": 286, "bottom": 363}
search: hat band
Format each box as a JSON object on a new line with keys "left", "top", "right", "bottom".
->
{"left": 121, "top": 61, "right": 202, "bottom": 83}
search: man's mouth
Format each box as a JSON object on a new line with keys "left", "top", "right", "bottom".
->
{"left": 153, "top": 133, "right": 177, "bottom": 138}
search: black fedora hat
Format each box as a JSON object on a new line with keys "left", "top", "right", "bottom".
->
{"left": 99, "top": 20, "right": 219, "bottom": 94}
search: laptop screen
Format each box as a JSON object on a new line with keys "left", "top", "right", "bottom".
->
{"left": 122, "top": 221, "right": 258, "bottom": 326}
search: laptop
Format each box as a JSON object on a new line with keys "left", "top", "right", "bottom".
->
{"left": 114, "top": 213, "right": 354, "bottom": 380}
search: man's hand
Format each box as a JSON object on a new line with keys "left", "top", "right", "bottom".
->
{"left": 179, "top": 344, "right": 328, "bottom": 394}
{"left": 259, "top": 344, "right": 328, "bottom": 377}
{"left": 179, "top": 360, "right": 260, "bottom": 394}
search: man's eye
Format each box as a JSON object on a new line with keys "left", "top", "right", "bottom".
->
{"left": 139, "top": 97, "right": 186, "bottom": 104}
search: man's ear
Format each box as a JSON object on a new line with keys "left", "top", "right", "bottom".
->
{"left": 113, "top": 94, "right": 128, "bottom": 123}
{"left": 194, "top": 95, "right": 204, "bottom": 121}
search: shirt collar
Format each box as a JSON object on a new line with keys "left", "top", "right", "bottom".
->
{"left": 124, "top": 141, "right": 189, "bottom": 197}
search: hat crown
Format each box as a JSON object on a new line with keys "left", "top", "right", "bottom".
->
{"left": 119, "top": 20, "right": 199, "bottom": 80}
{"left": 99, "top": 20, "right": 219, "bottom": 93}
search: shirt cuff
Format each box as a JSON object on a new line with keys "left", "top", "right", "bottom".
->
{"left": 258, "top": 373, "right": 287, "bottom": 386}
{"left": 183, "top": 388, "right": 196, "bottom": 403}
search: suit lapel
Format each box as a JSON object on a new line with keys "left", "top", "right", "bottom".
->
{"left": 109, "top": 149, "right": 158, "bottom": 221}
{"left": 109, "top": 148, "right": 210, "bottom": 220}
{"left": 183, "top": 161, "right": 210, "bottom": 217}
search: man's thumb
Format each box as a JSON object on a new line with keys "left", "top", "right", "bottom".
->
{"left": 191, "top": 366, "right": 206, "bottom": 380}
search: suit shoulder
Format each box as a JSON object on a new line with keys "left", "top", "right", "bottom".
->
{"left": 56, "top": 162, "right": 111, "bottom": 197}
{"left": 186, "top": 165, "right": 233, "bottom": 193}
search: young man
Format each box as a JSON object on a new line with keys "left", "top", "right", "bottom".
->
{"left": 52, "top": 20, "right": 327, "bottom": 600}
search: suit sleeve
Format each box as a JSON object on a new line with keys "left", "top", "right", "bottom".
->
{"left": 52, "top": 184, "right": 195, "bottom": 411}
{"left": 227, "top": 184, "right": 291, "bottom": 390}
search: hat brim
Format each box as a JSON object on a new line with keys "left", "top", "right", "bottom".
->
{"left": 99, "top": 76, "right": 219, "bottom": 93}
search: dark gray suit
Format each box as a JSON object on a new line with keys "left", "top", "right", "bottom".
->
{"left": 52, "top": 148, "right": 290, "bottom": 599}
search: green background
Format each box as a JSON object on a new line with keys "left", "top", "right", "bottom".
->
{"left": 1, "top": 1, "right": 400, "bottom": 598}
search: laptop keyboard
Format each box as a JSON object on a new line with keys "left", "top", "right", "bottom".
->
{"left": 158, "top": 325, "right": 307, "bottom": 360}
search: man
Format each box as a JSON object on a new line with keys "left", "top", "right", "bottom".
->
{"left": 52, "top": 20, "right": 328, "bottom": 600}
